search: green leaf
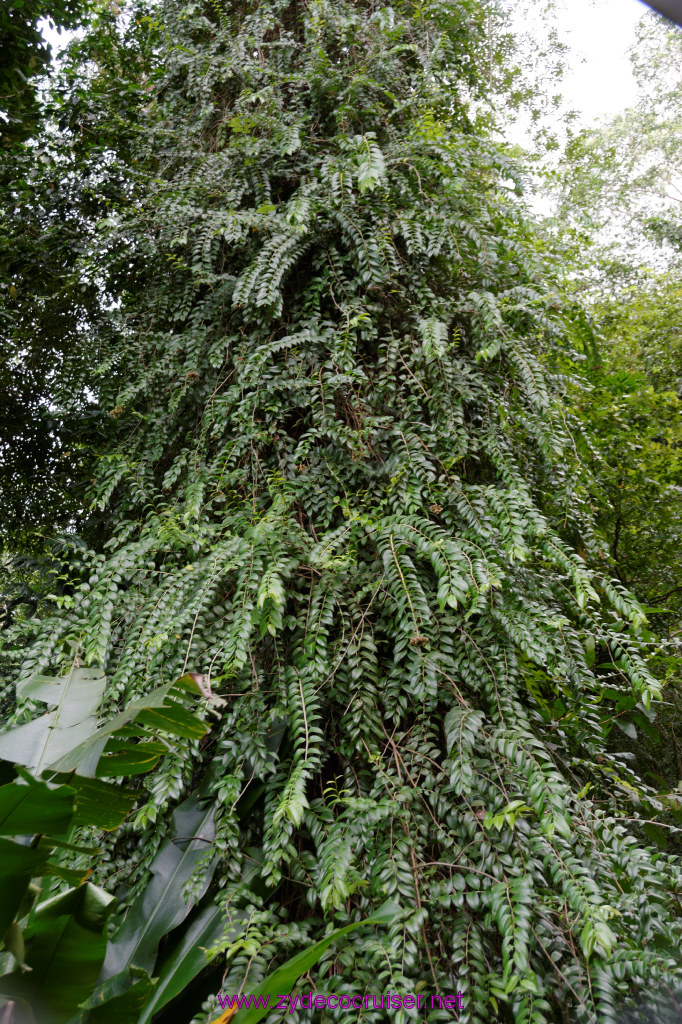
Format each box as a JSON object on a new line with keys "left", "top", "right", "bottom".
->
{"left": 48, "top": 775, "right": 140, "bottom": 831}
{"left": 99, "top": 784, "right": 217, "bottom": 979}
{"left": 3, "top": 920, "right": 27, "bottom": 968}
{"left": 36, "top": 836, "right": 101, "bottom": 856}
{"left": 95, "top": 741, "right": 167, "bottom": 777}
{"left": 49, "top": 677, "right": 208, "bottom": 777}
{"left": 354, "top": 134, "right": 386, "bottom": 194}
{"left": 0, "top": 777, "right": 75, "bottom": 836}
{"left": 0, "top": 667, "right": 107, "bottom": 774}
{"left": 553, "top": 813, "right": 572, "bottom": 840}
{"left": 642, "top": 822, "right": 668, "bottom": 849}
{"left": 0, "top": 839, "right": 51, "bottom": 938}
{"left": 70, "top": 967, "right": 157, "bottom": 1024}
{"left": 138, "top": 850, "right": 265, "bottom": 1023}
{"left": 35, "top": 861, "right": 92, "bottom": 886}
{"left": 584, "top": 636, "right": 596, "bottom": 668}
{"left": 631, "top": 711, "right": 661, "bottom": 743}
{"left": 0, "top": 882, "right": 115, "bottom": 1024}
{"left": 234, "top": 902, "right": 398, "bottom": 1024}
{"left": 615, "top": 719, "right": 637, "bottom": 740}
{"left": 580, "top": 921, "right": 596, "bottom": 961}
{"left": 138, "top": 903, "right": 241, "bottom": 1024}
{"left": 134, "top": 701, "right": 207, "bottom": 739}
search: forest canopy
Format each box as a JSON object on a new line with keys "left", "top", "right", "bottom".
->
{"left": 1, "top": 2, "right": 682, "bottom": 1023}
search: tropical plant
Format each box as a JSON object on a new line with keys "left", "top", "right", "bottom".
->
{"left": 0, "top": 667, "right": 213, "bottom": 1023}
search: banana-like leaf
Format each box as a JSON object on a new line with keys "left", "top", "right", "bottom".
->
{"left": 36, "top": 837, "right": 101, "bottom": 855}
{"left": 0, "top": 667, "right": 107, "bottom": 775}
{"left": 3, "top": 920, "right": 27, "bottom": 969}
{"left": 94, "top": 740, "right": 168, "bottom": 777}
{"left": 50, "top": 676, "right": 207, "bottom": 777}
{"left": 99, "top": 782, "right": 217, "bottom": 981}
{"left": 0, "top": 882, "right": 115, "bottom": 1024}
{"left": 48, "top": 774, "right": 140, "bottom": 831}
{"left": 69, "top": 967, "right": 157, "bottom": 1024}
{"left": 135, "top": 703, "right": 207, "bottom": 738}
{"left": 138, "top": 850, "right": 265, "bottom": 1024}
{"left": 0, "top": 839, "right": 51, "bottom": 938}
{"left": 138, "top": 902, "right": 240, "bottom": 1024}
{"left": 32, "top": 860, "right": 92, "bottom": 886}
{"left": 230, "top": 901, "right": 399, "bottom": 1024}
{"left": 0, "top": 670, "right": 206, "bottom": 780}
{"left": 0, "top": 777, "right": 75, "bottom": 836}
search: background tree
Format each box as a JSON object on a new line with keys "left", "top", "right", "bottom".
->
{"left": 0, "top": 0, "right": 88, "bottom": 146}
{"left": 528, "top": 8, "right": 682, "bottom": 806}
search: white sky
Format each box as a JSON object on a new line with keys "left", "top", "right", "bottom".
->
{"left": 552, "top": 0, "right": 648, "bottom": 125}
{"left": 501, "top": 0, "right": 657, "bottom": 215}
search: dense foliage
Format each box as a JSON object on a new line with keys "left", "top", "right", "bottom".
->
{"left": 2, "top": 2, "right": 682, "bottom": 1024}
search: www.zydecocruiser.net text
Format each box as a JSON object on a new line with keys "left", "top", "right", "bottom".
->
{"left": 216, "top": 992, "right": 465, "bottom": 1013}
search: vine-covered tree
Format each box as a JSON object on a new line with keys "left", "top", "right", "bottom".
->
{"left": 2, "top": 1, "right": 682, "bottom": 1023}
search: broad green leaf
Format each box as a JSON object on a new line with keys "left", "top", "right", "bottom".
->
{"left": 135, "top": 701, "right": 207, "bottom": 739}
{"left": 95, "top": 741, "right": 167, "bottom": 777}
{"left": 583, "top": 637, "right": 596, "bottom": 668}
{"left": 0, "top": 839, "right": 51, "bottom": 938}
{"left": 580, "top": 921, "right": 595, "bottom": 961}
{"left": 50, "top": 677, "right": 208, "bottom": 777}
{"left": 138, "top": 850, "right": 265, "bottom": 1023}
{"left": 233, "top": 902, "right": 399, "bottom": 1024}
{"left": 643, "top": 822, "right": 669, "bottom": 849}
{"left": 99, "top": 784, "right": 217, "bottom": 980}
{"left": 49, "top": 774, "right": 140, "bottom": 831}
{"left": 3, "top": 920, "right": 27, "bottom": 968}
{"left": 0, "top": 667, "right": 107, "bottom": 774}
{"left": 631, "top": 711, "right": 661, "bottom": 743}
{"left": 0, "top": 778, "right": 75, "bottom": 836}
{"left": 138, "top": 903, "right": 241, "bottom": 1024}
{"left": 70, "top": 967, "right": 157, "bottom": 1024}
{"left": 553, "top": 813, "right": 573, "bottom": 840}
{"left": 36, "top": 836, "right": 101, "bottom": 855}
{"left": 615, "top": 718, "right": 637, "bottom": 740}
{"left": 0, "top": 882, "right": 115, "bottom": 1024}
{"left": 34, "top": 861, "right": 92, "bottom": 886}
